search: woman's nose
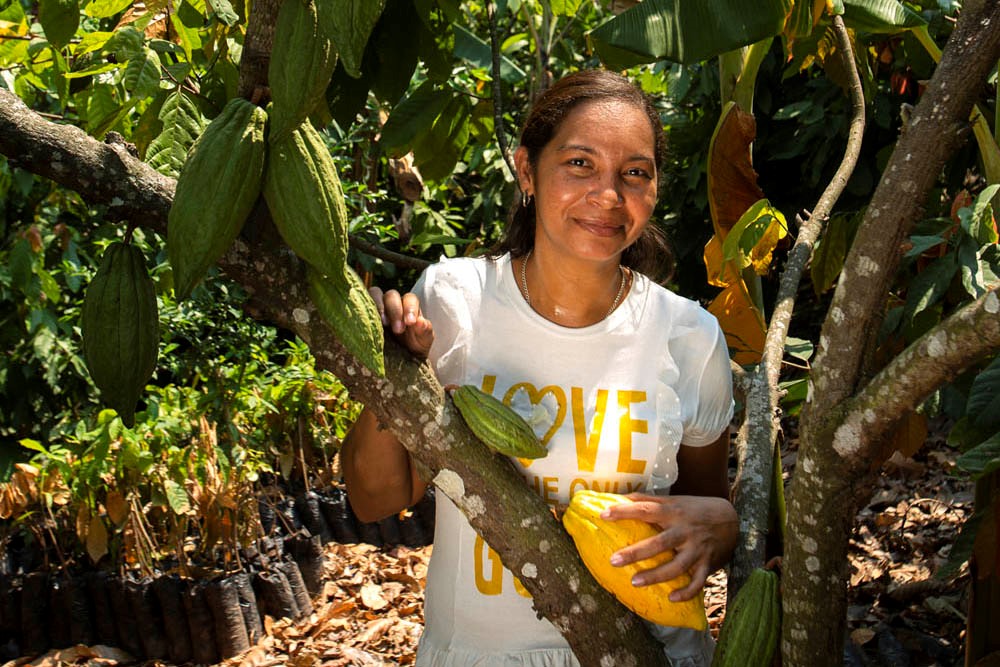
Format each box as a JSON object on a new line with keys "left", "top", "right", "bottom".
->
{"left": 586, "top": 177, "right": 624, "bottom": 208}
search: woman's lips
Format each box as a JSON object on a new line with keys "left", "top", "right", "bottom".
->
{"left": 577, "top": 219, "right": 624, "bottom": 237}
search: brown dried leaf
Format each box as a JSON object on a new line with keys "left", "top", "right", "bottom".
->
{"left": 707, "top": 102, "right": 765, "bottom": 240}
{"left": 87, "top": 513, "right": 109, "bottom": 564}
{"left": 106, "top": 489, "right": 128, "bottom": 526}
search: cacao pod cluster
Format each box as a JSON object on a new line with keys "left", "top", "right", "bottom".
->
{"left": 561, "top": 489, "right": 708, "bottom": 631}
{"left": 165, "top": 0, "right": 384, "bottom": 377}
{"left": 451, "top": 385, "right": 548, "bottom": 460}
{"left": 81, "top": 241, "right": 160, "bottom": 427}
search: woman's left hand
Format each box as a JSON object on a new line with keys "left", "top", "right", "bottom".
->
{"left": 601, "top": 493, "right": 738, "bottom": 602}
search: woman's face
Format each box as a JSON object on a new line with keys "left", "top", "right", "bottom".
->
{"left": 516, "top": 98, "right": 658, "bottom": 265}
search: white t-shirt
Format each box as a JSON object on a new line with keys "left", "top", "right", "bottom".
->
{"left": 411, "top": 253, "right": 734, "bottom": 667}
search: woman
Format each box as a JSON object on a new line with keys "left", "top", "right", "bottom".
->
{"left": 340, "top": 69, "right": 738, "bottom": 667}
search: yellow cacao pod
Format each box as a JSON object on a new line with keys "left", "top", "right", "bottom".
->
{"left": 711, "top": 567, "right": 780, "bottom": 667}
{"left": 263, "top": 120, "right": 349, "bottom": 281}
{"left": 267, "top": 0, "right": 338, "bottom": 143}
{"left": 167, "top": 98, "right": 268, "bottom": 300}
{"left": 562, "top": 490, "right": 708, "bottom": 631}
{"left": 307, "top": 265, "right": 385, "bottom": 377}
{"left": 452, "top": 385, "right": 548, "bottom": 459}
{"left": 81, "top": 241, "right": 159, "bottom": 428}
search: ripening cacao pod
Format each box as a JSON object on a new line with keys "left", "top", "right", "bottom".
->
{"left": 711, "top": 567, "right": 780, "bottom": 667}
{"left": 81, "top": 241, "right": 160, "bottom": 428}
{"left": 307, "top": 265, "right": 385, "bottom": 377}
{"left": 561, "top": 490, "right": 708, "bottom": 631}
{"left": 267, "top": 0, "right": 338, "bottom": 143}
{"left": 167, "top": 98, "right": 268, "bottom": 300}
{"left": 263, "top": 120, "right": 349, "bottom": 281}
{"left": 451, "top": 385, "right": 548, "bottom": 459}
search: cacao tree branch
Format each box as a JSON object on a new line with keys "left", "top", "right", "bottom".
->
{"left": 237, "top": 0, "right": 280, "bottom": 100}
{"left": 347, "top": 233, "right": 431, "bottom": 271}
{"left": 835, "top": 287, "right": 1000, "bottom": 464}
{"left": 728, "top": 14, "right": 866, "bottom": 594}
{"left": 0, "top": 69, "right": 670, "bottom": 667}
{"left": 785, "top": 2, "right": 1000, "bottom": 664}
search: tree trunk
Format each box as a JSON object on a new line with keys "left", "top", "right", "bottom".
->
{"left": 784, "top": 5, "right": 1000, "bottom": 663}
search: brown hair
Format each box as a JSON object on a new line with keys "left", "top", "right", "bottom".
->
{"left": 490, "top": 69, "right": 674, "bottom": 282}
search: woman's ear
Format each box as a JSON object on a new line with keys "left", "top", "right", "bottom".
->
{"left": 513, "top": 146, "right": 533, "bottom": 196}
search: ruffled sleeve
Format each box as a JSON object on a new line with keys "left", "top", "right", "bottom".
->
{"left": 673, "top": 310, "right": 734, "bottom": 447}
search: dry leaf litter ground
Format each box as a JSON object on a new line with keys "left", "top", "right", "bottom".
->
{"left": 5, "top": 436, "right": 975, "bottom": 667}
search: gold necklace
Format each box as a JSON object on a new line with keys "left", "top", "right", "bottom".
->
{"left": 519, "top": 249, "right": 627, "bottom": 319}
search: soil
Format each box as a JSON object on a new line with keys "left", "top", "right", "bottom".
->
{"left": 4, "top": 440, "right": 978, "bottom": 667}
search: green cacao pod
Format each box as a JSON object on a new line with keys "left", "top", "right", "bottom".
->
{"left": 267, "top": 0, "right": 338, "bottom": 143}
{"left": 263, "top": 120, "right": 349, "bottom": 281}
{"left": 167, "top": 97, "right": 268, "bottom": 300}
{"left": 307, "top": 265, "right": 385, "bottom": 377}
{"left": 452, "top": 385, "right": 548, "bottom": 460}
{"left": 711, "top": 567, "right": 780, "bottom": 667}
{"left": 81, "top": 241, "right": 160, "bottom": 428}
{"left": 562, "top": 490, "right": 708, "bottom": 631}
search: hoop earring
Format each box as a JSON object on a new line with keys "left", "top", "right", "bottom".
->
{"left": 521, "top": 191, "right": 533, "bottom": 208}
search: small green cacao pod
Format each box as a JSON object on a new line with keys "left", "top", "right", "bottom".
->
{"left": 167, "top": 98, "right": 268, "bottom": 300}
{"left": 81, "top": 241, "right": 160, "bottom": 428}
{"left": 452, "top": 385, "right": 548, "bottom": 460}
{"left": 307, "top": 265, "right": 385, "bottom": 377}
{"left": 711, "top": 567, "right": 780, "bottom": 667}
{"left": 263, "top": 120, "right": 349, "bottom": 281}
{"left": 267, "top": 0, "right": 338, "bottom": 143}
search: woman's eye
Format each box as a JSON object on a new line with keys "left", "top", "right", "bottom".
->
{"left": 567, "top": 158, "right": 588, "bottom": 167}
{"left": 625, "top": 167, "right": 652, "bottom": 179}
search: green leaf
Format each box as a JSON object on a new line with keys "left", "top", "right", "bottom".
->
{"left": 841, "top": 0, "right": 926, "bottom": 34}
{"left": 9, "top": 238, "right": 36, "bottom": 297}
{"left": 968, "top": 356, "right": 1000, "bottom": 431}
{"left": 955, "top": 431, "right": 1000, "bottom": 479}
{"left": 103, "top": 25, "right": 144, "bottom": 61}
{"left": 379, "top": 80, "right": 452, "bottom": 155}
{"left": 957, "top": 235, "right": 985, "bottom": 299}
{"left": 904, "top": 234, "right": 946, "bottom": 259}
{"left": 549, "top": 0, "right": 584, "bottom": 16}
{"left": 812, "top": 211, "right": 862, "bottom": 295}
{"left": 935, "top": 504, "right": 984, "bottom": 581}
{"left": 327, "top": 0, "right": 386, "bottom": 78}
{"left": 784, "top": 336, "right": 814, "bottom": 362}
{"left": 63, "top": 61, "right": 120, "bottom": 79}
{"left": 39, "top": 0, "right": 80, "bottom": 48}
{"left": 958, "top": 183, "right": 999, "bottom": 246}
{"left": 902, "top": 253, "right": 958, "bottom": 322}
{"left": 83, "top": 0, "right": 132, "bottom": 18}
{"left": 19, "top": 438, "right": 47, "bottom": 454}
{"left": 123, "top": 47, "right": 162, "bottom": 98}
{"left": 73, "top": 30, "right": 114, "bottom": 55}
{"left": 207, "top": 0, "right": 239, "bottom": 26}
{"left": 587, "top": 0, "right": 787, "bottom": 68}
{"left": 145, "top": 88, "right": 207, "bottom": 178}
{"left": 164, "top": 479, "right": 191, "bottom": 514}
{"left": 411, "top": 93, "right": 471, "bottom": 182}
{"left": 453, "top": 23, "right": 526, "bottom": 83}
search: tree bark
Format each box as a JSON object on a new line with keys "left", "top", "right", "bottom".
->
{"left": 729, "top": 14, "right": 866, "bottom": 596}
{"left": 785, "top": 2, "right": 1000, "bottom": 664}
{"left": 0, "top": 88, "right": 669, "bottom": 667}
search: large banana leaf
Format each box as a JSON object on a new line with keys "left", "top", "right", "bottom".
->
{"left": 587, "top": 0, "right": 790, "bottom": 68}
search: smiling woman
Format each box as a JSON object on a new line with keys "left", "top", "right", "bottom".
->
{"left": 340, "top": 69, "right": 738, "bottom": 667}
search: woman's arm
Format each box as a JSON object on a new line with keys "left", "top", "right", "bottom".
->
{"left": 340, "top": 408, "right": 428, "bottom": 522}
{"left": 340, "top": 287, "right": 434, "bottom": 523}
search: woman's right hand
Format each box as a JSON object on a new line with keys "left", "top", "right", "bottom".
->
{"left": 370, "top": 287, "right": 434, "bottom": 359}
